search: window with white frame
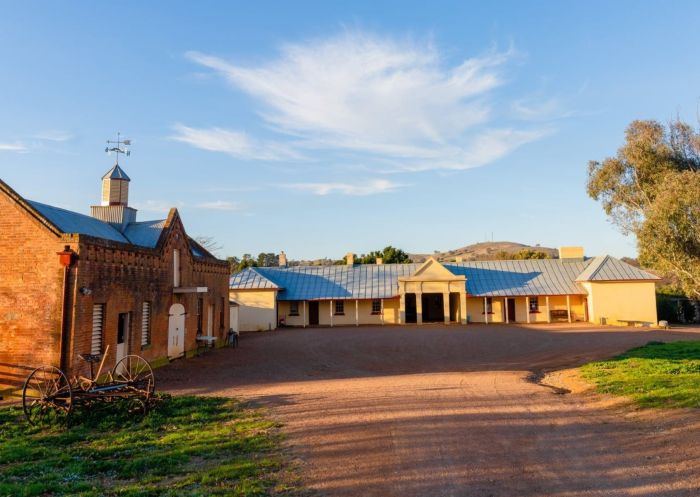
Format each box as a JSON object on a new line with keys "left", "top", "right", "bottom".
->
{"left": 141, "top": 301, "right": 151, "bottom": 347}
{"left": 289, "top": 301, "right": 299, "bottom": 316}
{"left": 484, "top": 298, "right": 493, "bottom": 314}
{"left": 91, "top": 304, "right": 105, "bottom": 355}
{"left": 334, "top": 300, "right": 345, "bottom": 315}
{"left": 371, "top": 300, "right": 381, "bottom": 314}
{"left": 529, "top": 297, "right": 539, "bottom": 313}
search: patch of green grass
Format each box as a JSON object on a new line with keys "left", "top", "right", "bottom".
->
{"left": 0, "top": 395, "right": 307, "bottom": 496}
{"left": 581, "top": 341, "right": 700, "bottom": 408}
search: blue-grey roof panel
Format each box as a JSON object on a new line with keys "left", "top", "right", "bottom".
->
{"left": 575, "top": 255, "right": 659, "bottom": 281}
{"left": 229, "top": 268, "right": 280, "bottom": 290}
{"left": 28, "top": 200, "right": 130, "bottom": 243}
{"left": 229, "top": 258, "right": 653, "bottom": 299}
{"left": 123, "top": 220, "right": 165, "bottom": 248}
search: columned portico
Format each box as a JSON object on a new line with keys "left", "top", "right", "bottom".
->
{"left": 397, "top": 258, "right": 467, "bottom": 325}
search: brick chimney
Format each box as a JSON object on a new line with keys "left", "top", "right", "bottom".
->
{"left": 279, "top": 251, "right": 287, "bottom": 267}
{"left": 346, "top": 252, "right": 354, "bottom": 265}
{"left": 376, "top": 257, "right": 383, "bottom": 265}
{"left": 455, "top": 256, "right": 464, "bottom": 263}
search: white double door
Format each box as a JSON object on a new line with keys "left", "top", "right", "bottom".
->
{"left": 168, "top": 303, "right": 186, "bottom": 359}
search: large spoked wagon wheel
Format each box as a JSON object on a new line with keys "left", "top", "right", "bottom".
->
{"left": 22, "top": 366, "right": 73, "bottom": 426}
{"left": 112, "top": 355, "right": 155, "bottom": 397}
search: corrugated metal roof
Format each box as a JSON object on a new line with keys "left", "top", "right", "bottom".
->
{"left": 447, "top": 260, "right": 589, "bottom": 296}
{"left": 102, "top": 164, "right": 130, "bottom": 181}
{"left": 229, "top": 257, "right": 654, "bottom": 299}
{"left": 230, "top": 268, "right": 280, "bottom": 290}
{"left": 122, "top": 219, "right": 166, "bottom": 248}
{"left": 28, "top": 200, "right": 130, "bottom": 244}
{"left": 575, "top": 255, "right": 659, "bottom": 281}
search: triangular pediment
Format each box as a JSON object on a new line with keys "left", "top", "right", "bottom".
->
{"left": 409, "top": 257, "right": 459, "bottom": 280}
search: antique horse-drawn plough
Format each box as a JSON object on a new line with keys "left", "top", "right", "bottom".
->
{"left": 22, "top": 345, "right": 155, "bottom": 425}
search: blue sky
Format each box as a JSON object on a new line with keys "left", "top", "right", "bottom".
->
{"left": 1, "top": 1, "right": 699, "bottom": 260}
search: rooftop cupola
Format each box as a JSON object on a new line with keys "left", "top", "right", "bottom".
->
{"left": 90, "top": 134, "right": 137, "bottom": 232}
{"left": 101, "top": 164, "right": 130, "bottom": 206}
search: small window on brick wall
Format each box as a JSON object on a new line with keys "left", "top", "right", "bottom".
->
{"left": 141, "top": 302, "right": 151, "bottom": 347}
{"left": 289, "top": 302, "right": 300, "bottom": 316}
{"left": 335, "top": 300, "right": 345, "bottom": 315}
{"left": 91, "top": 304, "right": 105, "bottom": 355}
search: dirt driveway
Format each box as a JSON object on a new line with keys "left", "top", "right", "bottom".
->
{"left": 159, "top": 324, "right": 700, "bottom": 497}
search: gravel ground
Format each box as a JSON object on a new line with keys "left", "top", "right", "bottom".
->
{"left": 159, "top": 324, "right": 700, "bottom": 497}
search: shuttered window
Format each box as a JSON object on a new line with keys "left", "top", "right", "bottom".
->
{"left": 91, "top": 304, "right": 105, "bottom": 355}
{"left": 141, "top": 302, "right": 151, "bottom": 346}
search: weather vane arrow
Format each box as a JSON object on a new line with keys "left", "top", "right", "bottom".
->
{"left": 105, "top": 132, "right": 132, "bottom": 165}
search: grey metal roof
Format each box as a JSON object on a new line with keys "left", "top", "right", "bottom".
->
{"left": 102, "top": 164, "right": 130, "bottom": 181}
{"left": 230, "top": 269, "right": 280, "bottom": 290}
{"left": 28, "top": 200, "right": 130, "bottom": 244}
{"left": 447, "top": 260, "right": 589, "bottom": 296}
{"left": 122, "top": 220, "right": 166, "bottom": 248}
{"left": 28, "top": 200, "right": 172, "bottom": 250}
{"left": 229, "top": 257, "right": 654, "bottom": 299}
{"left": 575, "top": 255, "right": 659, "bottom": 281}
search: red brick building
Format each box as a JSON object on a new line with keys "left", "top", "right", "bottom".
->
{"left": 0, "top": 164, "right": 230, "bottom": 388}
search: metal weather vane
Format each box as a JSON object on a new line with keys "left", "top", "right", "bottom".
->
{"left": 105, "top": 132, "right": 132, "bottom": 165}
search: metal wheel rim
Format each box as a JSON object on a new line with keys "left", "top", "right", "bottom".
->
{"left": 112, "top": 355, "right": 155, "bottom": 396}
{"left": 22, "top": 366, "right": 73, "bottom": 426}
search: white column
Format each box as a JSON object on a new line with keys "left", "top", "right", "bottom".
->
{"left": 380, "top": 299, "right": 385, "bottom": 326}
{"left": 355, "top": 299, "right": 359, "bottom": 327}
{"left": 484, "top": 297, "right": 489, "bottom": 324}
{"left": 330, "top": 300, "right": 334, "bottom": 327}
{"left": 303, "top": 301, "right": 307, "bottom": 328}
{"left": 566, "top": 295, "right": 572, "bottom": 323}
{"left": 546, "top": 296, "right": 551, "bottom": 323}
{"left": 460, "top": 292, "right": 468, "bottom": 325}
{"left": 504, "top": 297, "right": 509, "bottom": 324}
{"left": 399, "top": 293, "right": 406, "bottom": 324}
{"left": 526, "top": 297, "right": 531, "bottom": 324}
{"left": 416, "top": 292, "right": 423, "bottom": 325}
{"left": 443, "top": 292, "right": 450, "bottom": 324}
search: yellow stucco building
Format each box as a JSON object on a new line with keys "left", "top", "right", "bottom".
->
{"left": 229, "top": 247, "right": 659, "bottom": 330}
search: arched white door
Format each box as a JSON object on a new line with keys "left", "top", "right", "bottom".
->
{"left": 168, "top": 303, "right": 186, "bottom": 359}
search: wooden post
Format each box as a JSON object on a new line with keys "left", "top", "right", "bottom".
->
{"left": 380, "top": 299, "right": 385, "bottom": 326}
{"left": 399, "top": 293, "right": 406, "bottom": 324}
{"left": 303, "top": 301, "right": 307, "bottom": 328}
{"left": 566, "top": 295, "right": 572, "bottom": 323}
{"left": 355, "top": 299, "right": 359, "bottom": 327}
{"left": 526, "top": 297, "right": 531, "bottom": 324}
{"left": 546, "top": 296, "right": 551, "bottom": 323}
{"left": 330, "top": 300, "right": 334, "bottom": 327}
{"left": 504, "top": 297, "right": 509, "bottom": 324}
{"left": 484, "top": 297, "right": 489, "bottom": 324}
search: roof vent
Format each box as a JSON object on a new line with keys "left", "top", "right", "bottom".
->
{"left": 376, "top": 257, "right": 383, "bottom": 265}
{"left": 558, "top": 246, "right": 584, "bottom": 262}
{"left": 346, "top": 252, "right": 355, "bottom": 266}
{"left": 279, "top": 251, "right": 287, "bottom": 267}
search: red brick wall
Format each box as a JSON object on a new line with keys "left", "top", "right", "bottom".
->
{"left": 0, "top": 189, "right": 230, "bottom": 386}
{"left": 68, "top": 214, "right": 230, "bottom": 377}
{"left": 0, "top": 192, "right": 72, "bottom": 386}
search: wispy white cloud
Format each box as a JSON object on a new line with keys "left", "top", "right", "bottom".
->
{"left": 132, "top": 200, "right": 184, "bottom": 214}
{"left": 182, "top": 31, "right": 553, "bottom": 175}
{"left": 32, "top": 130, "right": 74, "bottom": 142}
{"left": 170, "top": 124, "right": 301, "bottom": 161}
{"left": 0, "top": 142, "right": 27, "bottom": 152}
{"left": 283, "top": 179, "right": 403, "bottom": 196}
{"left": 195, "top": 200, "right": 243, "bottom": 211}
